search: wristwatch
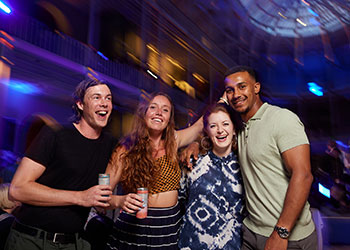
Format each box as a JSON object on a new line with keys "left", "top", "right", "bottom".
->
{"left": 274, "top": 225, "right": 290, "bottom": 239}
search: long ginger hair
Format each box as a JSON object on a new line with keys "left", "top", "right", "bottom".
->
{"left": 111, "top": 92, "right": 177, "bottom": 193}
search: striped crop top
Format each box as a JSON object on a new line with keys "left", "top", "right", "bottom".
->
{"left": 150, "top": 155, "right": 181, "bottom": 194}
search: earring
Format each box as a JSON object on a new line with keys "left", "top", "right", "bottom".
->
{"left": 232, "top": 134, "right": 237, "bottom": 149}
{"left": 200, "top": 136, "right": 212, "bottom": 151}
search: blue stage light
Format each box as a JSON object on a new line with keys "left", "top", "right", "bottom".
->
{"left": 308, "top": 82, "right": 323, "bottom": 96}
{"left": 8, "top": 80, "right": 41, "bottom": 94}
{"left": 318, "top": 183, "right": 330, "bottom": 198}
{"left": 0, "top": 1, "right": 12, "bottom": 14}
{"left": 97, "top": 51, "right": 108, "bottom": 61}
{"left": 307, "top": 8, "right": 319, "bottom": 17}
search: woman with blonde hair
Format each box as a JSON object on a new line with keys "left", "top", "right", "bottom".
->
{"left": 0, "top": 183, "right": 20, "bottom": 249}
{"left": 105, "top": 92, "right": 203, "bottom": 249}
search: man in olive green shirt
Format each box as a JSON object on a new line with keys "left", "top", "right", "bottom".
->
{"left": 223, "top": 66, "right": 316, "bottom": 250}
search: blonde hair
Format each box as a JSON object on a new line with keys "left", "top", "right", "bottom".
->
{"left": 0, "top": 183, "right": 16, "bottom": 210}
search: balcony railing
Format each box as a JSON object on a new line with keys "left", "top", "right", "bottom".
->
{"left": 0, "top": 13, "right": 202, "bottom": 112}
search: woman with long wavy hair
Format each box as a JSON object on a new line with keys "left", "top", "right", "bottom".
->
{"left": 105, "top": 92, "right": 203, "bottom": 249}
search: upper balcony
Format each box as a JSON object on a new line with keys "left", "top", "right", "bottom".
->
{"left": 0, "top": 12, "right": 205, "bottom": 118}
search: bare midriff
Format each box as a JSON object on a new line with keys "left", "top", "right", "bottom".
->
{"left": 148, "top": 190, "right": 178, "bottom": 207}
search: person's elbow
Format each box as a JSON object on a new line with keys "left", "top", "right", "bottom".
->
{"left": 8, "top": 183, "right": 19, "bottom": 201}
{"left": 9, "top": 181, "right": 26, "bottom": 202}
{"left": 300, "top": 168, "right": 313, "bottom": 187}
{"left": 306, "top": 171, "right": 313, "bottom": 185}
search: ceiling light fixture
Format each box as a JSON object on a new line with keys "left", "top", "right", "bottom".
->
{"left": 0, "top": 1, "right": 11, "bottom": 14}
{"left": 147, "top": 69, "right": 158, "bottom": 79}
{"left": 296, "top": 18, "right": 307, "bottom": 26}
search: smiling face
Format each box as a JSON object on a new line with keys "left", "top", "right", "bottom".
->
{"left": 225, "top": 71, "right": 261, "bottom": 122}
{"left": 206, "top": 110, "right": 235, "bottom": 157}
{"left": 77, "top": 84, "right": 112, "bottom": 130}
{"left": 145, "top": 95, "right": 172, "bottom": 135}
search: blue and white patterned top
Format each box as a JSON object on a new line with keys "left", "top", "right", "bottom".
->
{"left": 178, "top": 150, "right": 244, "bottom": 250}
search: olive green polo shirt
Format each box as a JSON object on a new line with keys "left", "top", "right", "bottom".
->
{"left": 238, "top": 103, "right": 315, "bottom": 240}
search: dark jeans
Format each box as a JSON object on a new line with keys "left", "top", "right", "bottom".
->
{"left": 241, "top": 224, "right": 318, "bottom": 250}
{"left": 5, "top": 225, "right": 91, "bottom": 250}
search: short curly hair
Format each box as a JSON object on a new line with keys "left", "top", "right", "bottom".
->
{"left": 224, "top": 65, "right": 259, "bottom": 82}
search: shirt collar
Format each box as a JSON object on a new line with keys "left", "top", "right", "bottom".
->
{"left": 247, "top": 102, "right": 269, "bottom": 122}
{"left": 208, "top": 150, "right": 236, "bottom": 163}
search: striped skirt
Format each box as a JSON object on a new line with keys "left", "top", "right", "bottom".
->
{"left": 106, "top": 202, "right": 182, "bottom": 250}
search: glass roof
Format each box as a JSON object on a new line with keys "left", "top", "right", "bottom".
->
{"left": 238, "top": 0, "right": 350, "bottom": 37}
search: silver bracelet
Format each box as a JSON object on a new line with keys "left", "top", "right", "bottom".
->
{"left": 219, "top": 97, "right": 229, "bottom": 106}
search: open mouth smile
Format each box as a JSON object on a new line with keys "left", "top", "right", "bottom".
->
{"left": 96, "top": 111, "right": 108, "bottom": 117}
{"left": 152, "top": 117, "right": 163, "bottom": 123}
{"left": 233, "top": 98, "right": 246, "bottom": 106}
{"left": 216, "top": 135, "right": 228, "bottom": 142}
